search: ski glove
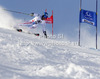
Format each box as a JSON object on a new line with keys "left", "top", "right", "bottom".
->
{"left": 43, "top": 31, "right": 47, "bottom": 38}
{"left": 34, "top": 20, "right": 41, "bottom": 24}
{"left": 30, "top": 13, "right": 34, "bottom": 16}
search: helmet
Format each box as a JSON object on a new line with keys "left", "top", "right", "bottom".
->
{"left": 44, "top": 12, "right": 48, "bottom": 16}
{"left": 43, "top": 12, "right": 48, "bottom": 19}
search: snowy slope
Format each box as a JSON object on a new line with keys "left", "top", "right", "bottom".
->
{"left": 0, "top": 28, "right": 100, "bottom": 79}
{"left": 0, "top": 6, "right": 100, "bottom": 79}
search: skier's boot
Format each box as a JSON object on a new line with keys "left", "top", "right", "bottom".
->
{"left": 17, "top": 29, "right": 22, "bottom": 32}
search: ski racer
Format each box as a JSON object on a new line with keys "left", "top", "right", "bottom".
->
{"left": 16, "top": 12, "right": 48, "bottom": 38}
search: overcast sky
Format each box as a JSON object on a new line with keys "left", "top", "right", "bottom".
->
{"left": 0, "top": 0, "right": 100, "bottom": 42}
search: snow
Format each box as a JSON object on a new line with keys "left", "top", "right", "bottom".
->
{"left": 0, "top": 6, "right": 100, "bottom": 79}
{"left": 0, "top": 28, "right": 100, "bottom": 79}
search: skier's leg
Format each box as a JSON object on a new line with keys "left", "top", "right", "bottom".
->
{"left": 43, "top": 31, "right": 47, "bottom": 38}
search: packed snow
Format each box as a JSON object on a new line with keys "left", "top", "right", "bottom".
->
{"left": 0, "top": 6, "right": 100, "bottom": 79}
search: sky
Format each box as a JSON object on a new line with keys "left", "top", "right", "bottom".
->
{"left": 0, "top": 0, "right": 100, "bottom": 47}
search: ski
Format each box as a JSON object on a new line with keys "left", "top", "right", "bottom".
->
{"left": 16, "top": 29, "right": 40, "bottom": 36}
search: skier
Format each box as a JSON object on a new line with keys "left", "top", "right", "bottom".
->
{"left": 17, "top": 12, "right": 48, "bottom": 38}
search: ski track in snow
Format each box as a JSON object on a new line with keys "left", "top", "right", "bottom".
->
{"left": 0, "top": 28, "right": 100, "bottom": 79}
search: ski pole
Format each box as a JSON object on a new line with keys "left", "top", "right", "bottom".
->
{"left": 3, "top": 9, "right": 32, "bottom": 16}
